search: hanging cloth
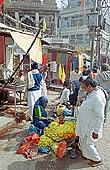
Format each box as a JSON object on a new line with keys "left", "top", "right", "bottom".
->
{"left": 66, "top": 56, "right": 73, "bottom": 80}
{"left": 48, "top": 53, "right": 52, "bottom": 61}
{"left": 58, "top": 64, "right": 62, "bottom": 80}
{"left": 40, "top": 53, "right": 48, "bottom": 66}
{"left": 79, "top": 54, "right": 84, "bottom": 72}
{"left": 52, "top": 53, "right": 57, "bottom": 61}
{"left": 56, "top": 53, "right": 62, "bottom": 64}
{"left": 72, "top": 56, "right": 79, "bottom": 71}
{"left": 61, "top": 53, "right": 66, "bottom": 65}
{"left": 62, "top": 65, "right": 66, "bottom": 84}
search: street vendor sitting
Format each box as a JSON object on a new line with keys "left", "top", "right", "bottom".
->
{"left": 33, "top": 96, "right": 54, "bottom": 131}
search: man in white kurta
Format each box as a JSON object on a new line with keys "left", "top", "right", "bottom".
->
{"left": 75, "top": 85, "right": 106, "bottom": 165}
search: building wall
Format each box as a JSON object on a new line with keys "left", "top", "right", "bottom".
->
{"left": 60, "top": 1, "right": 94, "bottom": 50}
{"left": 60, "top": 0, "right": 110, "bottom": 55}
{"left": 4, "top": 0, "right": 59, "bottom": 37}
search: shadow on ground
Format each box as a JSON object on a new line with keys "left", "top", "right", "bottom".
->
{"left": 7, "top": 152, "right": 89, "bottom": 170}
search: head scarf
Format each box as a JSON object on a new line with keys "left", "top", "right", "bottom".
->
{"left": 32, "top": 62, "right": 38, "bottom": 70}
{"left": 34, "top": 96, "right": 48, "bottom": 118}
{"left": 35, "top": 96, "right": 48, "bottom": 108}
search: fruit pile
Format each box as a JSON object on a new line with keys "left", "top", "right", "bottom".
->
{"left": 38, "top": 120, "right": 76, "bottom": 147}
{"left": 44, "top": 120, "right": 76, "bottom": 141}
{"left": 38, "top": 135, "right": 53, "bottom": 147}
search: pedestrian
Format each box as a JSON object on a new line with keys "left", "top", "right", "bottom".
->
{"left": 82, "top": 65, "right": 92, "bottom": 78}
{"left": 69, "top": 80, "right": 80, "bottom": 116}
{"left": 77, "top": 76, "right": 88, "bottom": 103}
{"left": 41, "top": 67, "right": 48, "bottom": 97}
{"left": 70, "top": 67, "right": 82, "bottom": 81}
{"left": 95, "top": 63, "right": 110, "bottom": 122}
{"left": 75, "top": 78, "right": 106, "bottom": 167}
{"left": 27, "top": 62, "right": 43, "bottom": 121}
{"left": 92, "top": 67, "right": 97, "bottom": 79}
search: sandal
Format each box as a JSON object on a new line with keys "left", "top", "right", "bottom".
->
{"left": 88, "top": 160, "right": 102, "bottom": 167}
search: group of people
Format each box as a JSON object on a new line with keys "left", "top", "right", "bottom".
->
{"left": 59, "top": 63, "right": 110, "bottom": 167}
{"left": 17, "top": 61, "right": 110, "bottom": 167}
{"left": 27, "top": 62, "right": 54, "bottom": 134}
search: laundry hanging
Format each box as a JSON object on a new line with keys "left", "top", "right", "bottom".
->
{"left": 62, "top": 65, "right": 66, "bottom": 84}
{"left": 58, "top": 64, "right": 62, "bottom": 80}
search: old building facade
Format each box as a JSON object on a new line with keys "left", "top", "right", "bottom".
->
{"left": 4, "top": 0, "right": 59, "bottom": 36}
{"left": 60, "top": 0, "right": 110, "bottom": 64}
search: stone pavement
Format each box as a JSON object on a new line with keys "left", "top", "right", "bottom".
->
{"left": 0, "top": 90, "right": 110, "bottom": 170}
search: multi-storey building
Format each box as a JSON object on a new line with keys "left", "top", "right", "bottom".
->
{"left": 60, "top": 0, "right": 110, "bottom": 63}
{"left": 4, "top": 0, "right": 59, "bottom": 36}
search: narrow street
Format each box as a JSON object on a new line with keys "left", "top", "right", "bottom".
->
{"left": 0, "top": 91, "right": 110, "bottom": 170}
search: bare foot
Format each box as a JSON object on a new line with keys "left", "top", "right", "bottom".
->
{"left": 88, "top": 160, "right": 102, "bottom": 167}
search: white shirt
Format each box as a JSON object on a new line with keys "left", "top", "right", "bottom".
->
{"left": 60, "top": 87, "right": 70, "bottom": 104}
{"left": 70, "top": 70, "right": 82, "bottom": 81}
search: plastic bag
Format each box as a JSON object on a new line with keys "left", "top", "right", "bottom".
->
{"left": 38, "top": 146, "right": 51, "bottom": 154}
{"left": 27, "top": 124, "right": 42, "bottom": 136}
{"left": 64, "top": 108, "right": 72, "bottom": 116}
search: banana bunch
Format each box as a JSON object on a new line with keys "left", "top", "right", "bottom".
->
{"left": 44, "top": 120, "right": 76, "bottom": 141}
{"left": 38, "top": 135, "right": 53, "bottom": 147}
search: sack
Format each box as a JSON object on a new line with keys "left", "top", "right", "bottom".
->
{"left": 56, "top": 104, "right": 66, "bottom": 116}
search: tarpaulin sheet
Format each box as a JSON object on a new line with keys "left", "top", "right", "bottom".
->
{"left": 11, "top": 32, "right": 42, "bottom": 64}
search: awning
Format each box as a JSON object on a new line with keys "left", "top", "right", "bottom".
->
{"left": 10, "top": 32, "right": 42, "bottom": 64}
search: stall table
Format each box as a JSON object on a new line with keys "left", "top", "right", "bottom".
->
{"left": 0, "top": 84, "right": 26, "bottom": 115}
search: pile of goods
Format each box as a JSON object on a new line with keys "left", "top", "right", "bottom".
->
{"left": 17, "top": 119, "right": 76, "bottom": 159}
{"left": 38, "top": 119, "right": 76, "bottom": 147}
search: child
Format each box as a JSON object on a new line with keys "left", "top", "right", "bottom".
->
{"left": 60, "top": 80, "right": 71, "bottom": 104}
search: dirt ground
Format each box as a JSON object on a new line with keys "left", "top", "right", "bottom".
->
{"left": 0, "top": 90, "right": 110, "bottom": 170}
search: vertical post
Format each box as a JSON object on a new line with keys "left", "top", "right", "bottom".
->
{"left": 97, "top": 29, "right": 101, "bottom": 69}
{"left": 90, "top": 27, "right": 95, "bottom": 70}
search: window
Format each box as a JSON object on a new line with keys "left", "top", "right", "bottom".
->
{"left": 71, "top": 15, "right": 84, "bottom": 27}
{"left": 70, "top": 35, "right": 75, "bottom": 44}
{"left": 62, "top": 17, "right": 69, "bottom": 27}
{"left": 63, "top": 36, "right": 68, "bottom": 39}
{"left": 78, "top": 1, "right": 81, "bottom": 6}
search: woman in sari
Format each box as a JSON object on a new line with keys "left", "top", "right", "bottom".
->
{"left": 33, "top": 96, "right": 54, "bottom": 130}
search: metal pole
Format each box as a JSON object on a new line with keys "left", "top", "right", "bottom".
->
{"left": 90, "top": 27, "right": 95, "bottom": 70}
{"left": 97, "top": 29, "right": 101, "bottom": 69}
{"left": 90, "top": 0, "right": 97, "bottom": 70}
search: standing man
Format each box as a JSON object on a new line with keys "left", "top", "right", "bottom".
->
{"left": 95, "top": 63, "right": 110, "bottom": 122}
{"left": 82, "top": 65, "right": 93, "bottom": 78}
{"left": 70, "top": 67, "right": 82, "bottom": 81}
{"left": 27, "top": 62, "right": 43, "bottom": 121}
{"left": 75, "top": 78, "right": 106, "bottom": 167}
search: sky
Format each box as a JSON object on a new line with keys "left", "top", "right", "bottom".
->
{"left": 56, "top": 0, "right": 61, "bottom": 8}
{"left": 56, "top": 0, "right": 68, "bottom": 8}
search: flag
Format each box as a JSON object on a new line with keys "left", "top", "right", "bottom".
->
{"left": 81, "top": 0, "right": 86, "bottom": 16}
{"left": 43, "top": 18, "right": 46, "bottom": 32}
{"left": 61, "top": 66, "right": 65, "bottom": 84}
{"left": 0, "top": 0, "right": 4, "bottom": 15}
